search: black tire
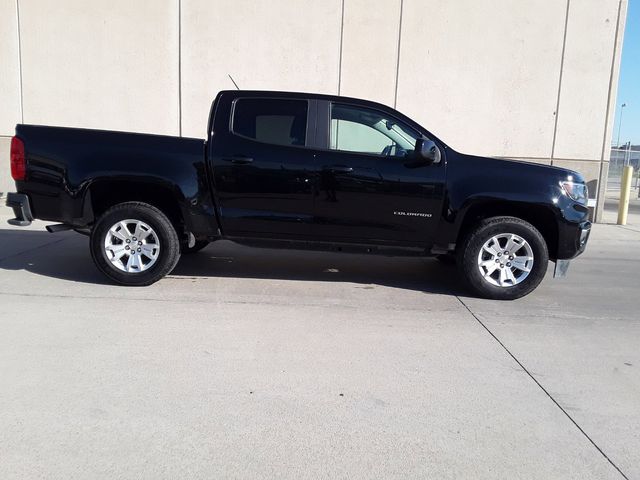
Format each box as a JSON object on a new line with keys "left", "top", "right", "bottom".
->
{"left": 181, "top": 239, "right": 210, "bottom": 254}
{"left": 457, "top": 216, "right": 548, "bottom": 300}
{"left": 90, "top": 202, "right": 181, "bottom": 286}
{"left": 435, "top": 253, "right": 456, "bottom": 265}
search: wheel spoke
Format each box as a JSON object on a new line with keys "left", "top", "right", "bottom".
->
{"left": 504, "top": 234, "right": 520, "bottom": 254}
{"left": 125, "top": 254, "right": 134, "bottom": 271}
{"left": 480, "top": 259, "right": 499, "bottom": 276}
{"left": 140, "top": 244, "right": 158, "bottom": 259}
{"left": 483, "top": 263, "right": 499, "bottom": 276}
{"left": 120, "top": 221, "right": 133, "bottom": 237}
{"left": 110, "top": 224, "right": 129, "bottom": 242}
{"left": 483, "top": 243, "right": 500, "bottom": 256}
{"left": 106, "top": 245, "right": 128, "bottom": 261}
{"left": 138, "top": 229, "right": 152, "bottom": 241}
{"left": 499, "top": 267, "right": 508, "bottom": 286}
{"left": 504, "top": 267, "right": 517, "bottom": 284}
{"left": 133, "top": 221, "right": 153, "bottom": 241}
{"left": 511, "top": 256, "right": 532, "bottom": 272}
{"left": 133, "top": 221, "right": 143, "bottom": 239}
{"left": 127, "top": 254, "right": 142, "bottom": 271}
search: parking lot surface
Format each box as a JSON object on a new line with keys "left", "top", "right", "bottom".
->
{"left": 0, "top": 211, "right": 638, "bottom": 479}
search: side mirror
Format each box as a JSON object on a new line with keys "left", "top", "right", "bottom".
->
{"left": 405, "top": 138, "right": 440, "bottom": 168}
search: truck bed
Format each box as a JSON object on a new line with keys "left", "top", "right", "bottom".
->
{"left": 14, "top": 124, "right": 212, "bottom": 232}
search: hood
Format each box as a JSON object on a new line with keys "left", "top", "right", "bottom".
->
{"left": 458, "top": 153, "right": 586, "bottom": 184}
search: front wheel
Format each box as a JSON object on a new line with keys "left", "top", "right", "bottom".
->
{"left": 458, "top": 216, "right": 549, "bottom": 300}
{"left": 90, "top": 202, "right": 181, "bottom": 286}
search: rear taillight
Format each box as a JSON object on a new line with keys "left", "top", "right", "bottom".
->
{"left": 10, "top": 136, "right": 25, "bottom": 181}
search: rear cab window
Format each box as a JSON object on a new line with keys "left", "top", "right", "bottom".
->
{"left": 232, "top": 98, "right": 308, "bottom": 147}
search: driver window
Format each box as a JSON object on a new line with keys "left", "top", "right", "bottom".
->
{"left": 330, "top": 103, "right": 419, "bottom": 157}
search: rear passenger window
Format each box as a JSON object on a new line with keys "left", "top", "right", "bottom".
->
{"left": 232, "top": 98, "right": 308, "bottom": 147}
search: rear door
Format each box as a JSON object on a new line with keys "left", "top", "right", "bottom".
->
{"left": 312, "top": 101, "right": 446, "bottom": 245}
{"left": 209, "top": 95, "right": 318, "bottom": 238}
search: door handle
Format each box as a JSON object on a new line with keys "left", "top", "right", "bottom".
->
{"left": 224, "top": 156, "right": 254, "bottom": 165}
{"left": 324, "top": 165, "right": 353, "bottom": 173}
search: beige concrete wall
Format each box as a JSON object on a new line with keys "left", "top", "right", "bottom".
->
{"left": 553, "top": 0, "right": 621, "bottom": 161}
{"left": 0, "top": 0, "right": 22, "bottom": 136}
{"left": 338, "top": 0, "right": 401, "bottom": 107}
{"left": 0, "top": 0, "right": 627, "bottom": 221}
{"left": 18, "top": 0, "right": 179, "bottom": 136}
{"left": 181, "top": 0, "right": 342, "bottom": 138}
{"left": 397, "top": 0, "right": 567, "bottom": 159}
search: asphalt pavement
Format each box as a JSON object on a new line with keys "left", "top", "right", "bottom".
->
{"left": 0, "top": 209, "right": 638, "bottom": 479}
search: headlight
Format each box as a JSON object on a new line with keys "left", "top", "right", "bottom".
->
{"left": 561, "top": 181, "right": 588, "bottom": 204}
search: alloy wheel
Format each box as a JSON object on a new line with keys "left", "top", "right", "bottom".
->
{"left": 477, "top": 233, "right": 534, "bottom": 287}
{"left": 103, "top": 219, "right": 160, "bottom": 273}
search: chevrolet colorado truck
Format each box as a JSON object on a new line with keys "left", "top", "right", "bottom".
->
{"left": 6, "top": 90, "right": 591, "bottom": 299}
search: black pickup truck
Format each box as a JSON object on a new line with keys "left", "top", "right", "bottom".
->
{"left": 6, "top": 90, "right": 591, "bottom": 299}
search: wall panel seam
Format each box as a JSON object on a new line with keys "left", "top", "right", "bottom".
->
{"left": 550, "top": 0, "right": 571, "bottom": 163}
{"left": 595, "top": 0, "right": 624, "bottom": 221}
{"left": 600, "top": 0, "right": 623, "bottom": 161}
{"left": 337, "top": 0, "right": 345, "bottom": 95}
{"left": 393, "top": 0, "right": 403, "bottom": 109}
{"left": 178, "top": 0, "right": 182, "bottom": 136}
{"left": 15, "top": 0, "right": 24, "bottom": 124}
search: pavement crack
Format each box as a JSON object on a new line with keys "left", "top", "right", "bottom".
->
{"left": 0, "top": 291, "right": 458, "bottom": 313}
{"left": 618, "top": 225, "right": 640, "bottom": 234}
{"left": 456, "top": 296, "right": 629, "bottom": 480}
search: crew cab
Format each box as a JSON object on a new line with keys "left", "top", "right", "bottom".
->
{"left": 6, "top": 90, "right": 591, "bottom": 299}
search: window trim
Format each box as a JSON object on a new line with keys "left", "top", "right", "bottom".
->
{"left": 228, "top": 97, "right": 315, "bottom": 149}
{"left": 323, "top": 101, "right": 439, "bottom": 161}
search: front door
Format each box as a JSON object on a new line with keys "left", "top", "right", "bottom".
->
{"left": 312, "top": 102, "right": 446, "bottom": 245}
{"left": 209, "top": 96, "right": 317, "bottom": 238}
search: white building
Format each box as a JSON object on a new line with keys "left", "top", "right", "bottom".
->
{"left": 0, "top": 0, "right": 627, "bottom": 221}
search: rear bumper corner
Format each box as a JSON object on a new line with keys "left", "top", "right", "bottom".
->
{"left": 6, "top": 192, "right": 34, "bottom": 226}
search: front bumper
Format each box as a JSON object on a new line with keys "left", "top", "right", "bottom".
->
{"left": 557, "top": 219, "right": 591, "bottom": 259}
{"left": 6, "top": 192, "right": 33, "bottom": 226}
{"left": 553, "top": 221, "right": 591, "bottom": 278}
{"left": 577, "top": 221, "right": 591, "bottom": 255}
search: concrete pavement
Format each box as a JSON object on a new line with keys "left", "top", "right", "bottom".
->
{"left": 0, "top": 210, "right": 638, "bottom": 479}
{"left": 604, "top": 194, "right": 640, "bottom": 227}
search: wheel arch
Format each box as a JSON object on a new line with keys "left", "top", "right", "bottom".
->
{"left": 84, "top": 178, "right": 186, "bottom": 235}
{"left": 456, "top": 201, "right": 560, "bottom": 260}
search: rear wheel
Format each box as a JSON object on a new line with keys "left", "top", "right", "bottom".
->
{"left": 458, "top": 216, "right": 548, "bottom": 300}
{"left": 90, "top": 202, "right": 181, "bottom": 286}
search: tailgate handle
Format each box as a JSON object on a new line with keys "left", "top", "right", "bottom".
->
{"left": 224, "top": 156, "right": 254, "bottom": 165}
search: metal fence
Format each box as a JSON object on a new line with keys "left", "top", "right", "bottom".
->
{"left": 608, "top": 147, "right": 640, "bottom": 193}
